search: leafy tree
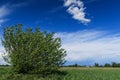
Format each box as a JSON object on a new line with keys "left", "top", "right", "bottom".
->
{"left": 94, "top": 63, "right": 99, "bottom": 67}
{"left": 72, "top": 64, "right": 78, "bottom": 67}
{"left": 104, "top": 63, "right": 111, "bottom": 67}
{"left": 2, "top": 24, "right": 66, "bottom": 74}
{"left": 112, "top": 62, "right": 117, "bottom": 67}
{"left": 112, "top": 62, "right": 120, "bottom": 67}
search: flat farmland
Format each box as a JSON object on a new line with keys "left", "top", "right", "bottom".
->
{"left": 0, "top": 67, "right": 120, "bottom": 80}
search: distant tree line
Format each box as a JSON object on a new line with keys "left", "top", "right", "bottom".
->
{"left": 63, "top": 62, "right": 120, "bottom": 67}
{"left": 0, "top": 64, "right": 9, "bottom": 67}
{"left": 63, "top": 64, "right": 87, "bottom": 67}
{"left": 94, "top": 62, "right": 120, "bottom": 67}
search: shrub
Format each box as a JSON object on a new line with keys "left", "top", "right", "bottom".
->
{"left": 2, "top": 24, "right": 66, "bottom": 74}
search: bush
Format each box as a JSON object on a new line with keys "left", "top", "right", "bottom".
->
{"left": 2, "top": 24, "right": 66, "bottom": 74}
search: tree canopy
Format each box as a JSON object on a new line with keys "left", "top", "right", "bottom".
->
{"left": 2, "top": 24, "right": 66, "bottom": 74}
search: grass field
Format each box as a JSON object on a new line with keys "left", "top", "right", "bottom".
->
{"left": 0, "top": 67, "right": 120, "bottom": 80}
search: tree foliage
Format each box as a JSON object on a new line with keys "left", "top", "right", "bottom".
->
{"left": 94, "top": 63, "right": 99, "bottom": 67}
{"left": 2, "top": 24, "right": 66, "bottom": 74}
{"left": 104, "top": 63, "right": 111, "bottom": 67}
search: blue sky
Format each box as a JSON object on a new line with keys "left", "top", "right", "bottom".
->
{"left": 0, "top": 0, "right": 120, "bottom": 65}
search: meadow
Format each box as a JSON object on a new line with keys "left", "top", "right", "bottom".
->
{"left": 0, "top": 67, "right": 120, "bottom": 80}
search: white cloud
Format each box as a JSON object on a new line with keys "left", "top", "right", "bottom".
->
{"left": 0, "top": 53, "right": 8, "bottom": 65}
{"left": 55, "top": 30, "right": 120, "bottom": 65}
{"left": 0, "top": 19, "right": 8, "bottom": 26}
{"left": 64, "top": 0, "right": 91, "bottom": 24}
{"left": 0, "top": 40, "right": 8, "bottom": 65}
{"left": 0, "top": 3, "right": 27, "bottom": 26}
{"left": 0, "top": 5, "right": 11, "bottom": 26}
{"left": 0, "top": 5, "right": 11, "bottom": 18}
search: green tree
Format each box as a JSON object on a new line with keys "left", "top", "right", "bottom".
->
{"left": 112, "top": 62, "right": 117, "bottom": 67}
{"left": 112, "top": 62, "right": 120, "bottom": 67}
{"left": 104, "top": 63, "right": 111, "bottom": 67}
{"left": 72, "top": 64, "right": 78, "bottom": 67}
{"left": 2, "top": 24, "right": 66, "bottom": 74}
{"left": 94, "top": 63, "right": 99, "bottom": 67}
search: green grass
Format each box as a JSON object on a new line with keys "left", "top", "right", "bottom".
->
{"left": 0, "top": 67, "right": 120, "bottom": 80}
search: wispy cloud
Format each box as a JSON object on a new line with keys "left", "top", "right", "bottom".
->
{"left": 0, "top": 4, "right": 11, "bottom": 26}
{"left": 55, "top": 30, "right": 120, "bottom": 65}
{"left": 0, "top": 5, "right": 10, "bottom": 18}
{"left": 64, "top": 0, "right": 91, "bottom": 24}
{"left": 0, "top": 2, "right": 27, "bottom": 26}
{"left": 0, "top": 52, "right": 8, "bottom": 65}
{"left": 0, "top": 40, "right": 7, "bottom": 65}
